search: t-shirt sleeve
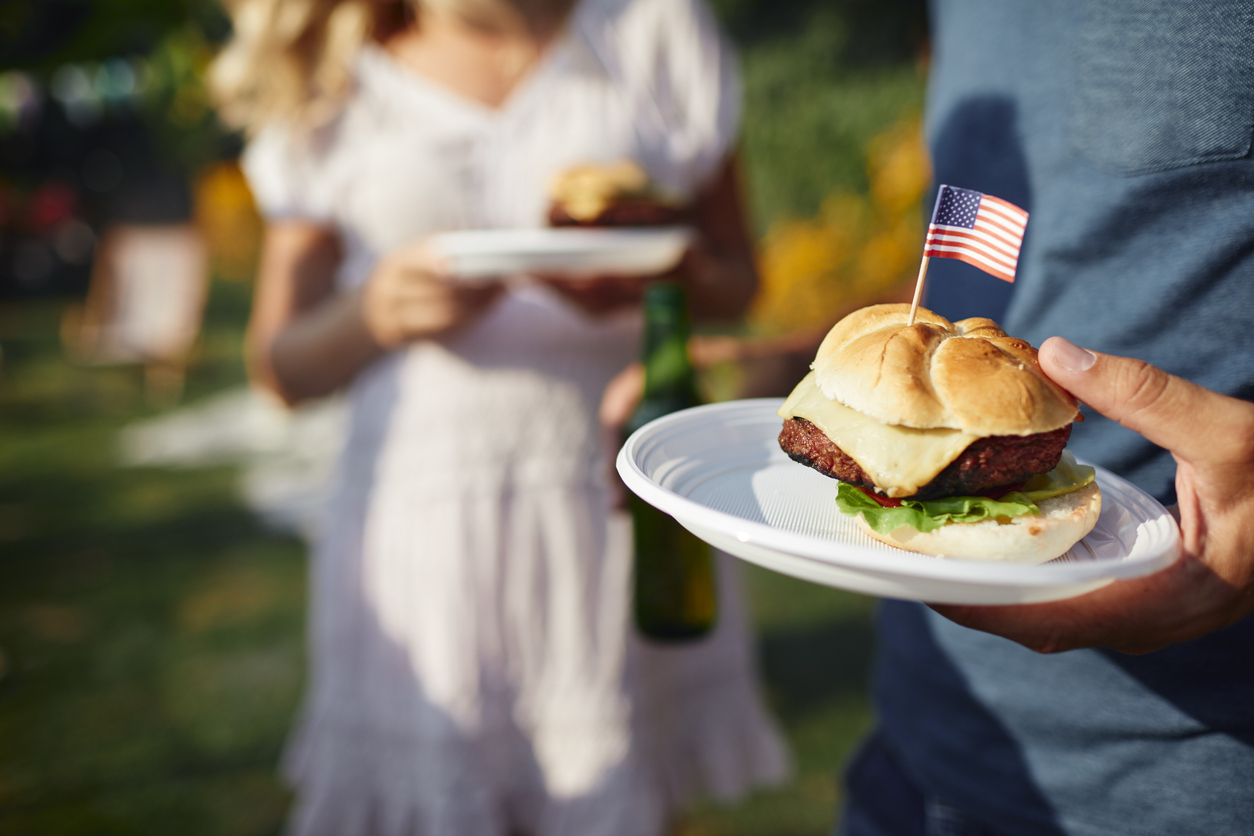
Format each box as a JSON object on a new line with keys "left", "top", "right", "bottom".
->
{"left": 240, "top": 124, "right": 336, "bottom": 223}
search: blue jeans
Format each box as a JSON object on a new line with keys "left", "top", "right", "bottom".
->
{"left": 836, "top": 732, "right": 1013, "bottom": 836}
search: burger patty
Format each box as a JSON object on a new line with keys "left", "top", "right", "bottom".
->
{"left": 778, "top": 417, "right": 1073, "bottom": 500}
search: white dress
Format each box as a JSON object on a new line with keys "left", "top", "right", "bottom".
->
{"left": 242, "top": 1, "right": 789, "bottom": 833}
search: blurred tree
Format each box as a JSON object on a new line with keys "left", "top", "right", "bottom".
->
{"left": 0, "top": 0, "right": 239, "bottom": 297}
{"left": 0, "top": 0, "right": 234, "bottom": 175}
{"left": 710, "top": 0, "right": 927, "bottom": 68}
{"left": 0, "top": 0, "right": 228, "bottom": 73}
{"left": 751, "top": 114, "right": 931, "bottom": 334}
{"left": 712, "top": 0, "right": 929, "bottom": 229}
{"left": 704, "top": 0, "right": 931, "bottom": 335}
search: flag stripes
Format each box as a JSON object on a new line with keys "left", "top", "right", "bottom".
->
{"left": 923, "top": 185, "right": 1028, "bottom": 284}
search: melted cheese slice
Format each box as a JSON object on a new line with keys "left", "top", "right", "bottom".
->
{"left": 778, "top": 371, "right": 980, "bottom": 497}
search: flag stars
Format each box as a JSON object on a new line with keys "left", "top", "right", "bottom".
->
{"left": 923, "top": 184, "right": 1028, "bottom": 284}
{"left": 934, "top": 187, "right": 982, "bottom": 229}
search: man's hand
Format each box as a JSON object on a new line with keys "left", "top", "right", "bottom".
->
{"left": 931, "top": 337, "right": 1254, "bottom": 654}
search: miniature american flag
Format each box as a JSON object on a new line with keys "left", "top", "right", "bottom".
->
{"left": 923, "top": 185, "right": 1028, "bottom": 283}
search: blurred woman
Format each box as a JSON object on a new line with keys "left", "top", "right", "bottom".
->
{"left": 211, "top": 0, "right": 787, "bottom": 833}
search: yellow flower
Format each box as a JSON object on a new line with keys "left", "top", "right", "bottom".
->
{"left": 751, "top": 111, "right": 931, "bottom": 334}
{"left": 194, "top": 161, "right": 263, "bottom": 283}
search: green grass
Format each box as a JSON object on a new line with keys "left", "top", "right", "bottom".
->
{"left": 0, "top": 285, "right": 878, "bottom": 835}
{"left": 684, "top": 569, "right": 877, "bottom": 835}
{"left": 0, "top": 285, "right": 305, "bottom": 834}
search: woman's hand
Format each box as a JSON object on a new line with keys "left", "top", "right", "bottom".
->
{"left": 250, "top": 227, "right": 506, "bottom": 406}
{"left": 362, "top": 241, "right": 504, "bottom": 348}
{"left": 537, "top": 153, "right": 761, "bottom": 321}
{"left": 533, "top": 272, "right": 653, "bottom": 317}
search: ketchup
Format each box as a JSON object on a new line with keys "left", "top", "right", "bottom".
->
{"left": 853, "top": 486, "right": 902, "bottom": 507}
{"left": 853, "top": 481, "right": 1027, "bottom": 507}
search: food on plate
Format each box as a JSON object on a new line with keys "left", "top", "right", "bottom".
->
{"left": 777, "top": 303, "right": 1101, "bottom": 563}
{"left": 547, "top": 160, "right": 682, "bottom": 227}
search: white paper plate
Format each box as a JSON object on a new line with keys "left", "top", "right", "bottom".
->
{"left": 428, "top": 227, "right": 693, "bottom": 279}
{"left": 616, "top": 399, "right": 1181, "bottom": 605}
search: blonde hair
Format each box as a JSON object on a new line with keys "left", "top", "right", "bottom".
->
{"left": 210, "top": 0, "right": 574, "bottom": 132}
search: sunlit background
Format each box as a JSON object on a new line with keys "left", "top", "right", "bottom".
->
{"left": 0, "top": 1, "right": 930, "bottom": 833}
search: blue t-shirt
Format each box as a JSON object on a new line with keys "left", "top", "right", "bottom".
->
{"left": 877, "top": 1, "right": 1254, "bottom": 834}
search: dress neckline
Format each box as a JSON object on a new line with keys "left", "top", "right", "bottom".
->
{"left": 361, "top": 0, "right": 602, "bottom": 119}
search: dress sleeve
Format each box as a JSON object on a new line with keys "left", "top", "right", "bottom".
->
{"left": 240, "top": 124, "right": 337, "bottom": 223}
{"left": 618, "top": 0, "right": 743, "bottom": 195}
{"left": 661, "top": 0, "right": 743, "bottom": 182}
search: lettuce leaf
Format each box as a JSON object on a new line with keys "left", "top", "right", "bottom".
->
{"left": 836, "top": 483, "right": 1037, "bottom": 534}
{"left": 1015, "top": 451, "right": 1096, "bottom": 502}
{"left": 835, "top": 451, "right": 1096, "bottom": 535}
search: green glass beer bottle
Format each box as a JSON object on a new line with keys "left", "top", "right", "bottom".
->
{"left": 623, "top": 282, "right": 717, "bottom": 642}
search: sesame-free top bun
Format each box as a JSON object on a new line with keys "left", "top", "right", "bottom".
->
{"left": 813, "top": 303, "right": 1080, "bottom": 436}
{"left": 855, "top": 481, "right": 1102, "bottom": 564}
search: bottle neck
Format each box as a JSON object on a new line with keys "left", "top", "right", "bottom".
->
{"left": 639, "top": 283, "right": 697, "bottom": 404}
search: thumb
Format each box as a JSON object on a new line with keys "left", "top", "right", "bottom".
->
{"left": 396, "top": 239, "right": 451, "bottom": 276}
{"left": 1038, "top": 337, "right": 1242, "bottom": 464}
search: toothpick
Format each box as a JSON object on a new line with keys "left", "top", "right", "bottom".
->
{"left": 907, "top": 255, "right": 930, "bottom": 326}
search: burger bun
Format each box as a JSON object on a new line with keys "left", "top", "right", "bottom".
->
{"left": 854, "top": 482, "right": 1102, "bottom": 564}
{"left": 813, "top": 304, "right": 1079, "bottom": 436}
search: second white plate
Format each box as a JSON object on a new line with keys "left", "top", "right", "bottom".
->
{"left": 429, "top": 227, "right": 693, "bottom": 279}
{"left": 616, "top": 399, "right": 1181, "bottom": 605}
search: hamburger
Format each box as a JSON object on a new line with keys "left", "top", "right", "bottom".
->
{"left": 777, "top": 304, "right": 1101, "bottom": 563}
{"left": 547, "top": 160, "right": 683, "bottom": 228}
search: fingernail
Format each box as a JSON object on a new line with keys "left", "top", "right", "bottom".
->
{"left": 1049, "top": 337, "right": 1096, "bottom": 372}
